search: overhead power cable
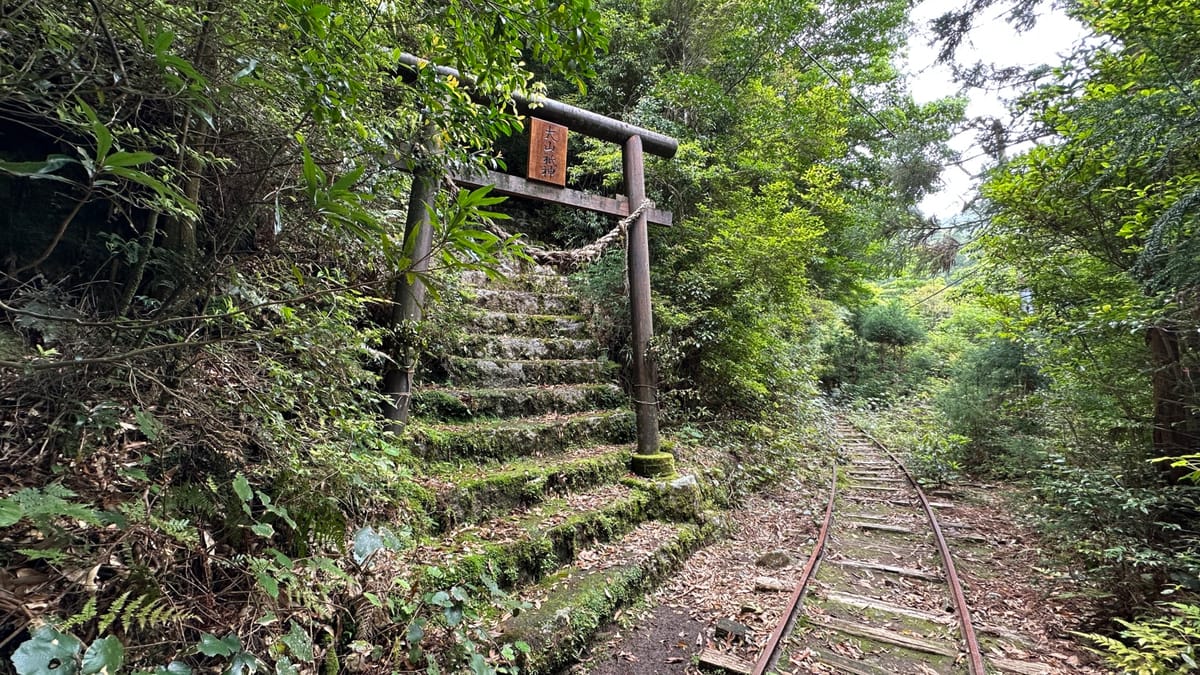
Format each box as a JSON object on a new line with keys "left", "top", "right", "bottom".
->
{"left": 795, "top": 44, "right": 979, "bottom": 185}
{"left": 797, "top": 44, "right": 897, "bottom": 139}
{"left": 905, "top": 265, "right": 986, "bottom": 309}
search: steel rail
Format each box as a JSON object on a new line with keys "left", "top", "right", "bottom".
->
{"left": 855, "top": 425, "right": 988, "bottom": 675}
{"left": 750, "top": 464, "right": 838, "bottom": 675}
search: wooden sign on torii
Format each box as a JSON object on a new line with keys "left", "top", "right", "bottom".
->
{"left": 528, "top": 117, "right": 568, "bottom": 186}
{"left": 384, "top": 54, "right": 677, "bottom": 467}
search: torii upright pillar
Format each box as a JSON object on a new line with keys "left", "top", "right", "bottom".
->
{"left": 622, "top": 135, "right": 662, "bottom": 459}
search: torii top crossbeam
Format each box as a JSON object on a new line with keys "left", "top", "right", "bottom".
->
{"left": 397, "top": 53, "right": 679, "bottom": 158}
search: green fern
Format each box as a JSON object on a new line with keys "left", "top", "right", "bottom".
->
{"left": 1084, "top": 602, "right": 1200, "bottom": 674}
{"left": 118, "top": 593, "right": 194, "bottom": 632}
{"left": 149, "top": 514, "right": 198, "bottom": 545}
{"left": 293, "top": 497, "right": 347, "bottom": 554}
{"left": 11, "top": 484, "right": 101, "bottom": 528}
{"left": 163, "top": 483, "right": 221, "bottom": 521}
{"left": 58, "top": 591, "right": 195, "bottom": 636}
{"left": 98, "top": 591, "right": 133, "bottom": 633}
{"left": 119, "top": 500, "right": 198, "bottom": 545}
{"left": 57, "top": 596, "right": 98, "bottom": 632}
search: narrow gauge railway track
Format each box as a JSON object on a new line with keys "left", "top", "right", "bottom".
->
{"left": 751, "top": 420, "right": 986, "bottom": 675}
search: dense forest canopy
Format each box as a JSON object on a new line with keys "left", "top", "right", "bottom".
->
{"left": 1, "top": 0, "right": 1198, "bottom": 671}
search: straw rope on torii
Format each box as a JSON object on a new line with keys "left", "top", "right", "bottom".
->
{"left": 443, "top": 175, "right": 653, "bottom": 269}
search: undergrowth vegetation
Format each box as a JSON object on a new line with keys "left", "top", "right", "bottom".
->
{"left": 6, "top": 0, "right": 1193, "bottom": 668}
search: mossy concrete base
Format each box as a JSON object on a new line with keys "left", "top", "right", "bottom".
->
{"left": 630, "top": 452, "right": 676, "bottom": 478}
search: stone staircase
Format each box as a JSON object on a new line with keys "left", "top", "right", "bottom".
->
{"left": 404, "top": 264, "right": 709, "bottom": 673}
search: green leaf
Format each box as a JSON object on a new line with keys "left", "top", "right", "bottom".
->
{"left": 225, "top": 652, "right": 259, "bottom": 675}
{"left": 103, "top": 166, "right": 199, "bottom": 214}
{"left": 351, "top": 526, "right": 384, "bottom": 565}
{"left": 81, "top": 636, "right": 124, "bottom": 675}
{"left": 103, "top": 151, "right": 157, "bottom": 169}
{"left": 279, "top": 622, "right": 313, "bottom": 661}
{"left": 160, "top": 54, "right": 204, "bottom": 84}
{"left": 406, "top": 620, "right": 425, "bottom": 645}
{"left": 0, "top": 498, "right": 22, "bottom": 527}
{"left": 196, "top": 633, "right": 239, "bottom": 658}
{"left": 300, "top": 145, "right": 322, "bottom": 193}
{"left": 256, "top": 570, "right": 280, "bottom": 598}
{"left": 233, "top": 59, "right": 259, "bottom": 82}
{"left": 250, "top": 523, "right": 275, "bottom": 538}
{"left": 232, "top": 474, "right": 252, "bottom": 503}
{"left": 262, "top": 502, "right": 295, "bottom": 529}
{"left": 444, "top": 604, "right": 463, "bottom": 627}
{"left": 152, "top": 30, "right": 175, "bottom": 56}
{"left": 330, "top": 164, "right": 365, "bottom": 192}
{"left": 267, "top": 548, "right": 293, "bottom": 568}
{"left": 273, "top": 657, "right": 298, "bottom": 675}
{"left": 155, "top": 661, "right": 192, "bottom": 675}
{"left": 134, "top": 409, "right": 162, "bottom": 441}
{"left": 468, "top": 653, "right": 491, "bottom": 675}
{"left": 91, "top": 121, "right": 113, "bottom": 165}
{"left": 12, "top": 627, "right": 83, "bottom": 675}
{"left": 0, "top": 156, "right": 77, "bottom": 178}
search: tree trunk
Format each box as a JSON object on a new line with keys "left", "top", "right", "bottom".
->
{"left": 381, "top": 171, "right": 439, "bottom": 431}
{"left": 1147, "top": 324, "right": 1200, "bottom": 481}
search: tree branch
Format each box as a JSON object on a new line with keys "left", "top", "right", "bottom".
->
{"left": 14, "top": 187, "right": 94, "bottom": 275}
{"left": 0, "top": 338, "right": 225, "bottom": 371}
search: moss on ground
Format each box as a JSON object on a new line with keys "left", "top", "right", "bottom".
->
{"left": 0, "top": 327, "right": 24, "bottom": 360}
{"left": 497, "top": 522, "right": 713, "bottom": 675}
{"left": 468, "top": 288, "right": 579, "bottom": 314}
{"left": 420, "top": 489, "right": 651, "bottom": 592}
{"left": 408, "top": 411, "right": 636, "bottom": 461}
{"left": 439, "top": 355, "right": 618, "bottom": 388}
{"left": 450, "top": 334, "right": 600, "bottom": 361}
{"left": 411, "top": 383, "right": 624, "bottom": 421}
{"left": 462, "top": 310, "right": 590, "bottom": 338}
{"left": 429, "top": 448, "right": 631, "bottom": 530}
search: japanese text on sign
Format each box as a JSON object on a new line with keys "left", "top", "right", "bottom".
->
{"left": 527, "top": 118, "right": 568, "bottom": 186}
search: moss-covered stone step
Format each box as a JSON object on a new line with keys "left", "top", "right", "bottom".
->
{"left": 411, "top": 383, "right": 625, "bottom": 421}
{"left": 450, "top": 334, "right": 602, "bottom": 361}
{"left": 464, "top": 311, "right": 590, "bottom": 338}
{"left": 460, "top": 268, "right": 572, "bottom": 294}
{"left": 407, "top": 410, "right": 636, "bottom": 461}
{"left": 467, "top": 288, "right": 579, "bottom": 315}
{"left": 409, "top": 483, "right": 650, "bottom": 591}
{"left": 495, "top": 520, "right": 711, "bottom": 675}
{"left": 422, "top": 445, "right": 634, "bottom": 529}
{"left": 440, "top": 355, "right": 617, "bottom": 388}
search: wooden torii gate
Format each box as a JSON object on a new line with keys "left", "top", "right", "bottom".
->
{"left": 384, "top": 54, "right": 678, "bottom": 463}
